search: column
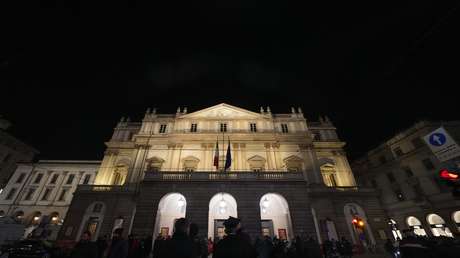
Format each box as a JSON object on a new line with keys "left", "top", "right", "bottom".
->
{"left": 270, "top": 144, "right": 278, "bottom": 170}
{"left": 166, "top": 144, "right": 175, "bottom": 171}
{"left": 175, "top": 144, "right": 183, "bottom": 170}
{"left": 95, "top": 150, "right": 118, "bottom": 185}
{"left": 128, "top": 146, "right": 144, "bottom": 184}
{"left": 265, "top": 143, "right": 273, "bottom": 171}
{"left": 233, "top": 143, "right": 239, "bottom": 171}
{"left": 237, "top": 144, "right": 243, "bottom": 171}
{"left": 300, "top": 145, "right": 323, "bottom": 184}
{"left": 273, "top": 143, "right": 282, "bottom": 171}
{"left": 240, "top": 144, "right": 248, "bottom": 170}
{"left": 337, "top": 153, "right": 357, "bottom": 186}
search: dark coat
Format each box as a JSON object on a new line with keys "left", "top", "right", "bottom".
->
{"left": 213, "top": 234, "right": 257, "bottom": 258}
{"left": 108, "top": 239, "right": 129, "bottom": 258}
{"left": 166, "top": 232, "right": 194, "bottom": 258}
{"left": 71, "top": 241, "right": 99, "bottom": 258}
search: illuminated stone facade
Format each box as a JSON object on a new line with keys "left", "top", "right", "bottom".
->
{"left": 352, "top": 121, "right": 460, "bottom": 239}
{"left": 60, "top": 103, "right": 387, "bottom": 248}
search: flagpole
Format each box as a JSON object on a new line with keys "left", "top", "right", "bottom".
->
{"left": 222, "top": 128, "right": 225, "bottom": 172}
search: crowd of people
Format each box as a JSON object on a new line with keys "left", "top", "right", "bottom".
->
{"left": 67, "top": 217, "right": 330, "bottom": 258}
{"left": 28, "top": 218, "right": 460, "bottom": 258}
{"left": 384, "top": 231, "right": 460, "bottom": 258}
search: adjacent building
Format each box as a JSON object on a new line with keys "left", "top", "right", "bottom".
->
{"left": 352, "top": 121, "right": 460, "bottom": 239}
{"left": 0, "top": 160, "right": 100, "bottom": 239}
{"left": 59, "top": 103, "right": 388, "bottom": 248}
{"left": 0, "top": 116, "right": 39, "bottom": 190}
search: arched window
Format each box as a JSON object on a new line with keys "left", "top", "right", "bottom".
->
{"left": 320, "top": 163, "right": 338, "bottom": 187}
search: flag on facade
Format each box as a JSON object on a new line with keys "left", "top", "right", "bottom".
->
{"left": 224, "top": 137, "right": 231, "bottom": 171}
{"left": 213, "top": 137, "right": 219, "bottom": 168}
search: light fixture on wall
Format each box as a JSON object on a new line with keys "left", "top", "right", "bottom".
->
{"left": 219, "top": 194, "right": 227, "bottom": 208}
{"left": 219, "top": 207, "right": 226, "bottom": 214}
{"left": 33, "top": 216, "right": 40, "bottom": 221}
{"left": 262, "top": 197, "right": 270, "bottom": 208}
{"left": 178, "top": 197, "right": 185, "bottom": 207}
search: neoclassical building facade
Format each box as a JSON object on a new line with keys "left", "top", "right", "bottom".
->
{"left": 59, "top": 103, "right": 387, "bottom": 247}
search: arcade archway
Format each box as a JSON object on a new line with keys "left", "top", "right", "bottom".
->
{"left": 153, "top": 193, "right": 187, "bottom": 238}
{"left": 453, "top": 211, "right": 460, "bottom": 231}
{"left": 259, "top": 193, "right": 293, "bottom": 240}
{"left": 208, "top": 193, "right": 237, "bottom": 240}
{"left": 427, "top": 214, "right": 453, "bottom": 237}
{"left": 406, "top": 216, "right": 426, "bottom": 236}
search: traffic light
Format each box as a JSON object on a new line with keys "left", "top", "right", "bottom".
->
{"left": 439, "top": 167, "right": 460, "bottom": 198}
{"left": 352, "top": 217, "right": 365, "bottom": 229}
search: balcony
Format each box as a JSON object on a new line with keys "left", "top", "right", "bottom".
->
{"left": 143, "top": 171, "right": 306, "bottom": 182}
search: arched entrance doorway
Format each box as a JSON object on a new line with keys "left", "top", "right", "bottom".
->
{"left": 259, "top": 193, "right": 293, "bottom": 240}
{"left": 406, "top": 216, "right": 426, "bottom": 236}
{"left": 452, "top": 211, "right": 460, "bottom": 231}
{"left": 427, "top": 214, "right": 453, "bottom": 237}
{"left": 153, "top": 193, "right": 186, "bottom": 238}
{"left": 208, "top": 193, "right": 237, "bottom": 240}
{"left": 344, "top": 203, "right": 375, "bottom": 247}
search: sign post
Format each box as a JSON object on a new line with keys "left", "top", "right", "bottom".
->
{"left": 423, "top": 127, "right": 460, "bottom": 162}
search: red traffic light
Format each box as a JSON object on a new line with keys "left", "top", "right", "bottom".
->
{"left": 439, "top": 169, "right": 459, "bottom": 180}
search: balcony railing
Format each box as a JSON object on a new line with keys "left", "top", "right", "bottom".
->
{"left": 143, "top": 171, "right": 306, "bottom": 182}
{"left": 76, "top": 184, "right": 136, "bottom": 193}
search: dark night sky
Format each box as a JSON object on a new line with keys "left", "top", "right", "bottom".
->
{"left": 2, "top": 1, "right": 460, "bottom": 161}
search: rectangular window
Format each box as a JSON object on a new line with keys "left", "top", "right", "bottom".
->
{"left": 83, "top": 174, "right": 91, "bottom": 185}
{"left": 50, "top": 174, "right": 59, "bottom": 184}
{"left": 393, "top": 147, "right": 403, "bottom": 157}
{"left": 41, "top": 188, "right": 51, "bottom": 201}
{"left": 33, "top": 173, "right": 43, "bottom": 184}
{"left": 24, "top": 188, "right": 36, "bottom": 201}
{"left": 411, "top": 137, "right": 425, "bottom": 149}
{"left": 190, "top": 123, "right": 197, "bottom": 132}
{"left": 402, "top": 166, "right": 414, "bottom": 177}
{"left": 394, "top": 188, "right": 405, "bottom": 201}
{"left": 220, "top": 123, "right": 227, "bottom": 132}
{"left": 386, "top": 172, "right": 396, "bottom": 183}
{"left": 422, "top": 158, "right": 435, "bottom": 170}
{"left": 58, "top": 189, "right": 68, "bottom": 201}
{"left": 66, "top": 174, "right": 75, "bottom": 185}
{"left": 5, "top": 188, "right": 17, "bottom": 200}
{"left": 16, "top": 173, "right": 26, "bottom": 184}
{"left": 159, "top": 124, "right": 167, "bottom": 134}
{"left": 281, "top": 124, "right": 289, "bottom": 133}
{"left": 250, "top": 123, "right": 257, "bottom": 132}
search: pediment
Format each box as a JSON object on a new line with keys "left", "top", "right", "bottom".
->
{"left": 181, "top": 103, "right": 265, "bottom": 119}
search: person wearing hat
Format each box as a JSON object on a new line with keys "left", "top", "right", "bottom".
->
{"left": 213, "top": 217, "right": 256, "bottom": 258}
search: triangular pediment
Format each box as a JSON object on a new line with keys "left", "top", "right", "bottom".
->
{"left": 181, "top": 103, "right": 265, "bottom": 119}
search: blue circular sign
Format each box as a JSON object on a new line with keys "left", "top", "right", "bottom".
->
{"left": 429, "top": 133, "right": 446, "bottom": 146}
